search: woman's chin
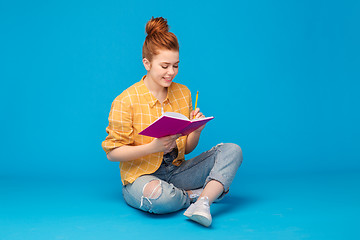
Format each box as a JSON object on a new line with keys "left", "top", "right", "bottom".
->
{"left": 162, "top": 80, "right": 173, "bottom": 87}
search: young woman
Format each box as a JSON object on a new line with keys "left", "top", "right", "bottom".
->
{"left": 102, "top": 17, "right": 243, "bottom": 227}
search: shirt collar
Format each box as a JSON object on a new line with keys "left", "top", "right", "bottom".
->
{"left": 139, "top": 75, "right": 173, "bottom": 108}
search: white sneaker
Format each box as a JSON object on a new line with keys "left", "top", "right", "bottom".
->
{"left": 184, "top": 196, "right": 212, "bottom": 227}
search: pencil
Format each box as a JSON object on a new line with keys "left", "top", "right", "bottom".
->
{"left": 194, "top": 91, "right": 199, "bottom": 110}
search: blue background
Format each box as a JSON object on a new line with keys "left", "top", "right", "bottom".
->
{"left": 1, "top": 0, "right": 359, "bottom": 239}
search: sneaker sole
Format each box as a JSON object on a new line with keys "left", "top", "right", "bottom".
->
{"left": 188, "top": 211, "right": 212, "bottom": 227}
{"left": 183, "top": 210, "right": 192, "bottom": 218}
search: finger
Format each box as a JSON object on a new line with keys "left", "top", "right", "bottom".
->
{"left": 167, "top": 137, "right": 177, "bottom": 145}
{"left": 165, "top": 144, "right": 175, "bottom": 153}
{"left": 165, "top": 143, "right": 172, "bottom": 149}
{"left": 160, "top": 136, "right": 171, "bottom": 141}
{"left": 195, "top": 112, "right": 204, "bottom": 119}
{"left": 172, "top": 134, "right": 181, "bottom": 140}
{"left": 166, "top": 140, "right": 174, "bottom": 147}
{"left": 166, "top": 136, "right": 175, "bottom": 143}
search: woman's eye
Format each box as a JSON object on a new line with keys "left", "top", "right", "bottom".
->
{"left": 162, "top": 65, "right": 178, "bottom": 69}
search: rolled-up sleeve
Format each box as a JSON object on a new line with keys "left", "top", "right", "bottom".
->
{"left": 102, "top": 93, "right": 134, "bottom": 154}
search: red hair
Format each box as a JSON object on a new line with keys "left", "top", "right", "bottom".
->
{"left": 142, "top": 17, "right": 179, "bottom": 62}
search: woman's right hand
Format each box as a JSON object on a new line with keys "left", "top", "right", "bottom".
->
{"left": 151, "top": 134, "right": 181, "bottom": 154}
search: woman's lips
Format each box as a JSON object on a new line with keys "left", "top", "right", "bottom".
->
{"left": 163, "top": 77, "right": 172, "bottom": 82}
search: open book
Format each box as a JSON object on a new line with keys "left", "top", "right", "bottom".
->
{"left": 139, "top": 112, "right": 214, "bottom": 138}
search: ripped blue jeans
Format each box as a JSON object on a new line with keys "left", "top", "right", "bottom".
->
{"left": 122, "top": 143, "right": 243, "bottom": 214}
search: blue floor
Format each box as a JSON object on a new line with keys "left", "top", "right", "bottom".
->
{"left": 1, "top": 170, "right": 359, "bottom": 240}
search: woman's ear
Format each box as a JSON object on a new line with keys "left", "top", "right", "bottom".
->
{"left": 142, "top": 58, "right": 151, "bottom": 71}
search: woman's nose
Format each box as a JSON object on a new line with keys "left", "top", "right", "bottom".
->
{"left": 168, "top": 67, "right": 175, "bottom": 75}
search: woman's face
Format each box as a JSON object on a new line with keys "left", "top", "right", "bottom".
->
{"left": 143, "top": 49, "right": 179, "bottom": 88}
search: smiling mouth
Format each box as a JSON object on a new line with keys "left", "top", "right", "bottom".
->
{"left": 163, "top": 77, "right": 172, "bottom": 82}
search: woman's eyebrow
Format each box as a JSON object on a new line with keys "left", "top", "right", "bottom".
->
{"left": 160, "top": 61, "right": 180, "bottom": 64}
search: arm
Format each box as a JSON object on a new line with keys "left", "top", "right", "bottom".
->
{"left": 107, "top": 143, "right": 155, "bottom": 162}
{"left": 185, "top": 131, "right": 201, "bottom": 154}
{"left": 185, "top": 108, "right": 206, "bottom": 154}
{"left": 107, "top": 134, "right": 181, "bottom": 162}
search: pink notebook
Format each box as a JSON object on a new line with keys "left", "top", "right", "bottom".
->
{"left": 139, "top": 112, "right": 214, "bottom": 138}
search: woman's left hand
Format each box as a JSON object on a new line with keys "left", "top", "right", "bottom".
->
{"left": 190, "top": 108, "right": 206, "bottom": 133}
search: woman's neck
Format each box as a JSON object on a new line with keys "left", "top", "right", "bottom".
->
{"left": 144, "top": 75, "right": 168, "bottom": 103}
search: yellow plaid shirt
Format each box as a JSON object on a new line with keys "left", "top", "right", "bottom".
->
{"left": 102, "top": 75, "right": 193, "bottom": 185}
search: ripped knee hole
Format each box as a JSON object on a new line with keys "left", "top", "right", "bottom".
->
{"left": 142, "top": 180, "right": 162, "bottom": 199}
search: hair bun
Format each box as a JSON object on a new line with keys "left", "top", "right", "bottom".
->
{"left": 142, "top": 16, "right": 179, "bottom": 61}
{"left": 145, "top": 17, "right": 169, "bottom": 36}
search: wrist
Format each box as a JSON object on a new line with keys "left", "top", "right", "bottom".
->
{"left": 148, "top": 139, "right": 164, "bottom": 154}
{"left": 146, "top": 141, "right": 156, "bottom": 154}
